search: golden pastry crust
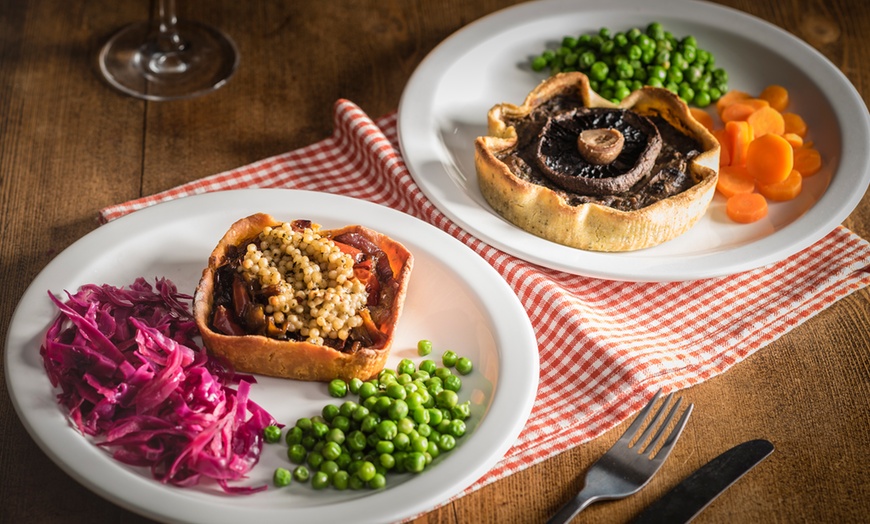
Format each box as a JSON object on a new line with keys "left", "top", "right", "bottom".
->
{"left": 193, "top": 213, "right": 414, "bottom": 382}
{"left": 475, "top": 72, "right": 720, "bottom": 252}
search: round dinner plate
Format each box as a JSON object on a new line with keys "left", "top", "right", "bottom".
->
{"left": 5, "top": 189, "right": 539, "bottom": 524}
{"left": 398, "top": 0, "right": 870, "bottom": 281}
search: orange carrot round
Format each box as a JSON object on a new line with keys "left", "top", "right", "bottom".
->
{"left": 712, "top": 128, "right": 732, "bottom": 167}
{"left": 746, "top": 133, "right": 794, "bottom": 184}
{"left": 726, "top": 193, "right": 768, "bottom": 223}
{"left": 782, "top": 112, "right": 808, "bottom": 137}
{"left": 759, "top": 84, "right": 789, "bottom": 112}
{"left": 782, "top": 133, "right": 804, "bottom": 148}
{"left": 758, "top": 170, "right": 802, "bottom": 201}
{"left": 747, "top": 106, "right": 785, "bottom": 137}
{"left": 716, "top": 165, "right": 755, "bottom": 198}
{"left": 689, "top": 107, "right": 714, "bottom": 131}
{"left": 716, "top": 90, "right": 751, "bottom": 116}
{"left": 725, "top": 120, "right": 754, "bottom": 167}
{"left": 793, "top": 147, "right": 822, "bottom": 177}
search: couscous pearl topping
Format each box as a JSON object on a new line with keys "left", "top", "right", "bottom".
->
{"left": 237, "top": 222, "right": 367, "bottom": 346}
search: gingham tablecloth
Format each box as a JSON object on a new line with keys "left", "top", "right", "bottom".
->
{"left": 100, "top": 99, "right": 870, "bottom": 493}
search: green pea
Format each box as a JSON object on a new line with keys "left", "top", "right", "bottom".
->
{"left": 331, "top": 414, "right": 351, "bottom": 433}
{"left": 348, "top": 377, "right": 363, "bottom": 394}
{"left": 451, "top": 401, "right": 471, "bottom": 421}
{"left": 449, "top": 419, "right": 467, "bottom": 438}
{"left": 332, "top": 470, "right": 350, "bottom": 490}
{"left": 360, "top": 414, "right": 380, "bottom": 433}
{"left": 379, "top": 452, "right": 396, "bottom": 470}
{"left": 328, "top": 379, "right": 348, "bottom": 398}
{"left": 388, "top": 399, "right": 409, "bottom": 421}
{"left": 441, "top": 350, "right": 458, "bottom": 367}
{"left": 428, "top": 408, "right": 444, "bottom": 426}
{"left": 419, "top": 359, "right": 437, "bottom": 375}
{"left": 294, "top": 465, "right": 310, "bottom": 482}
{"left": 339, "top": 401, "right": 358, "bottom": 418}
{"left": 693, "top": 91, "right": 712, "bottom": 107}
{"left": 320, "top": 460, "right": 340, "bottom": 477}
{"left": 322, "top": 441, "right": 342, "bottom": 461}
{"left": 284, "top": 425, "right": 303, "bottom": 445}
{"left": 288, "top": 443, "right": 307, "bottom": 464}
{"left": 376, "top": 419, "right": 398, "bottom": 440}
{"left": 368, "top": 473, "right": 387, "bottom": 489}
{"left": 263, "top": 424, "right": 281, "bottom": 443}
{"left": 356, "top": 461, "right": 376, "bottom": 482}
{"left": 443, "top": 374, "right": 462, "bottom": 392}
{"left": 392, "top": 432, "right": 411, "bottom": 451}
{"left": 589, "top": 61, "right": 609, "bottom": 82}
{"left": 455, "top": 357, "right": 473, "bottom": 375}
{"left": 438, "top": 433, "right": 456, "bottom": 451}
{"left": 343, "top": 474, "right": 366, "bottom": 492}
{"left": 386, "top": 383, "right": 407, "bottom": 400}
{"left": 647, "top": 22, "right": 665, "bottom": 40}
{"left": 273, "top": 467, "right": 292, "bottom": 487}
{"left": 296, "top": 417, "right": 313, "bottom": 433}
{"left": 404, "top": 452, "right": 427, "bottom": 473}
{"left": 578, "top": 50, "right": 596, "bottom": 70}
{"left": 356, "top": 381, "right": 376, "bottom": 401}
{"left": 347, "top": 430, "right": 367, "bottom": 451}
{"left": 531, "top": 55, "right": 548, "bottom": 72}
{"left": 436, "top": 389, "right": 459, "bottom": 409}
{"left": 320, "top": 404, "right": 338, "bottom": 423}
{"left": 397, "top": 358, "right": 416, "bottom": 375}
{"left": 311, "top": 420, "right": 329, "bottom": 438}
{"left": 312, "top": 471, "right": 330, "bottom": 490}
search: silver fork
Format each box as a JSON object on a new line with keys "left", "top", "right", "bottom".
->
{"left": 547, "top": 389, "right": 693, "bottom": 524}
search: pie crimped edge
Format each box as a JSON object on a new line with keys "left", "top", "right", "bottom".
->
{"left": 474, "top": 72, "right": 721, "bottom": 252}
{"left": 193, "top": 213, "right": 414, "bottom": 382}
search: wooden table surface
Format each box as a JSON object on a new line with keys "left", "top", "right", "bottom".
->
{"left": 2, "top": 1, "right": 868, "bottom": 522}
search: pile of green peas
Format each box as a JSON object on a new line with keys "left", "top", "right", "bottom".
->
{"left": 530, "top": 22, "right": 728, "bottom": 108}
{"left": 265, "top": 341, "right": 475, "bottom": 490}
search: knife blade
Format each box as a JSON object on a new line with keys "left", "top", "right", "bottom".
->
{"left": 631, "top": 438, "right": 774, "bottom": 524}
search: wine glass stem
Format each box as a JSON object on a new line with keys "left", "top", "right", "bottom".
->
{"left": 156, "top": 0, "right": 184, "bottom": 52}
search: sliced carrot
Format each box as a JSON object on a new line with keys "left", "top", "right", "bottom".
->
{"left": 721, "top": 102, "right": 757, "bottom": 123}
{"left": 782, "top": 112, "right": 808, "bottom": 137}
{"left": 690, "top": 107, "right": 714, "bottom": 131}
{"left": 758, "top": 170, "right": 802, "bottom": 201}
{"left": 782, "top": 133, "right": 804, "bottom": 148}
{"left": 716, "top": 90, "right": 752, "bottom": 116}
{"left": 724, "top": 120, "right": 753, "bottom": 167}
{"left": 793, "top": 147, "right": 822, "bottom": 177}
{"left": 746, "top": 106, "right": 785, "bottom": 137}
{"left": 716, "top": 165, "right": 755, "bottom": 198}
{"left": 746, "top": 133, "right": 794, "bottom": 184}
{"left": 726, "top": 193, "right": 768, "bottom": 223}
{"left": 712, "top": 128, "right": 732, "bottom": 166}
{"left": 759, "top": 84, "right": 789, "bottom": 112}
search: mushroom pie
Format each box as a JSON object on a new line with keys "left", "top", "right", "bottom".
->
{"left": 194, "top": 213, "right": 414, "bottom": 382}
{"left": 475, "top": 72, "right": 720, "bottom": 252}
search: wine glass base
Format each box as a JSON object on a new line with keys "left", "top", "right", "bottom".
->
{"left": 98, "top": 20, "right": 239, "bottom": 101}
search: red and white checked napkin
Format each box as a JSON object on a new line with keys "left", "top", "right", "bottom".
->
{"left": 100, "top": 99, "right": 870, "bottom": 493}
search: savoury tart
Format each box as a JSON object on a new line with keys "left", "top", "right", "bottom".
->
{"left": 474, "top": 72, "right": 720, "bottom": 252}
{"left": 194, "top": 213, "right": 414, "bottom": 382}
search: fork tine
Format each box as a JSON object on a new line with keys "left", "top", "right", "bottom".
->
{"left": 619, "top": 389, "right": 663, "bottom": 443}
{"left": 651, "top": 400, "right": 693, "bottom": 460}
{"left": 640, "top": 396, "right": 683, "bottom": 455}
{"left": 632, "top": 392, "right": 675, "bottom": 451}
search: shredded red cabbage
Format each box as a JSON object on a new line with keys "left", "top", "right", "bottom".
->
{"left": 40, "top": 277, "right": 276, "bottom": 494}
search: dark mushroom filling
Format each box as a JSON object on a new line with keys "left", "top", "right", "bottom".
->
{"left": 497, "top": 94, "right": 703, "bottom": 211}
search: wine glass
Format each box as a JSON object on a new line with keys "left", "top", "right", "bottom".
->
{"left": 98, "top": 0, "right": 238, "bottom": 101}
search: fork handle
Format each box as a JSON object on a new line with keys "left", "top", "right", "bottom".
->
{"left": 546, "top": 488, "right": 600, "bottom": 524}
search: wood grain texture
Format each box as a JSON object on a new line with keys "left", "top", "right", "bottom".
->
{"left": 1, "top": 1, "right": 868, "bottom": 523}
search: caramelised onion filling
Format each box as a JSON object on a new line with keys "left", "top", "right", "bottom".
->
{"left": 210, "top": 220, "right": 398, "bottom": 353}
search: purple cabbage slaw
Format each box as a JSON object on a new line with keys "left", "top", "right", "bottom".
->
{"left": 40, "top": 277, "right": 277, "bottom": 494}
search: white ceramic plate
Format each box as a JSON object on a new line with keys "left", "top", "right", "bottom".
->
{"left": 5, "top": 189, "right": 539, "bottom": 524}
{"left": 398, "top": 0, "right": 870, "bottom": 281}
